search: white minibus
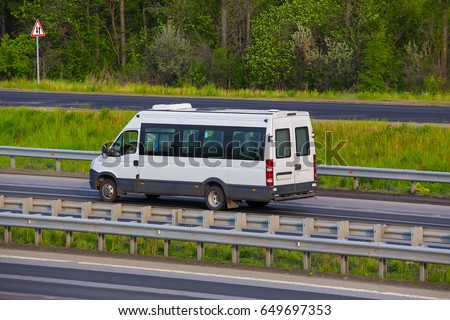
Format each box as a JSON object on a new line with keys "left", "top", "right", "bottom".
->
{"left": 89, "top": 103, "right": 317, "bottom": 210}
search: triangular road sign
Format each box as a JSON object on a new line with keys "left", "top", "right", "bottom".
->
{"left": 31, "top": 20, "right": 45, "bottom": 37}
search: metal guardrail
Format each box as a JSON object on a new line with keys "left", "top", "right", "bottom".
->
{"left": 317, "top": 165, "right": 450, "bottom": 192}
{"left": 1, "top": 196, "right": 449, "bottom": 282}
{"left": 1, "top": 146, "right": 449, "bottom": 192}
{"left": 0, "top": 146, "right": 99, "bottom": 171}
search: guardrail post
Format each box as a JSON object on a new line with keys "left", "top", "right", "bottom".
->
{"left": 266, "top": 215, "right": 280, "bottom": 267}
{"left": 51, "top": 199, "right": 62, "bottom": 216}
{"left": 197, "top": 211, "right": 214, "bottom": 261}
{"left": 98, "top": 233, "right": 105, "bottom": 251}
{"left": 171, "top": 209, "right": 183, "bottom": 226}
{"left": 34, "top": 224, "right": 42, "bottom": 246}
{"left": 164, "top": 210, "right": 181, "bottom": 257}
{"left": 338, "top": 221, "right": 350, "bottom": 274}
{"left": 164, "top": 239, "right": 170, "bottom": 258}
{"left": 232, "top": 213, "right": 246, "bottom": 264}
{"left": 165, "top": 209, "right": 183, "bottom": 258}
{"left": 411, "top": 181, "right": 417, "bottom": 194}
{"left": 302, "top": 218, "right": 314, "bottom": 271}
{"left": 4, "top": 226, "right": 12, "bottom": 243}
{"left": 111, "top": 203, "right": 122, "bottom": 221}
{"left": 56, "top": 159, "right": 61, "bottom": 172}
{"left": 411, "top": 226, "right": 428, "bottom": 281}
{"left": 141, "top": 206, "right": 152, "bottom": 224}
{"left": 130, "top": 236, "right": 137, "bottom": 254}
{"left": 66, "top": 230, "right": 73, "bottom": 247}
{"left": 22, "top": 197, "right": 33, "bottom": 214}
{"left": 374, "top": 224, "right": 387, "bottom": 279}
{"left": 197, "top": 242, "right": 204, "bottom": 261}
{"left": 202, "top": 210, "right": 214, "bottom": 228}
{"left": 0, "top": 195, "right": 4, "bottom": 208}
{"left": 81, "top": 202, "right": 92, "bottom": 219}
{"left": 353, "top": 177, "right": 359, "bottom": 190}
{"left": 10, "top": 156, "right": 16, "bottom": 169}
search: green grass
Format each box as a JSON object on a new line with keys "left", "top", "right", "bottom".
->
{"left": 1, "top": 79, "right": 450, "bottom": 104}
{"left": 3, "top": 227, "right": 449, "bottom": 284}
{"left": 315, "top": 120, "right": 450, "bottom": 195}
{"left": 0, "top": 107, "right": 448, "bottom": 195}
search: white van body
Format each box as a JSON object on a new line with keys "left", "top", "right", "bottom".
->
{"left": 89, "top": 104, "right": 317, "bottom": 210}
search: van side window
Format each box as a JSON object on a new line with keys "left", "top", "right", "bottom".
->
{"left": 295, "top": 127, "right": 310, "bottom": 156}
{"left": 203, "top": 129, "right": 224, "bottom": 158}
{"left": 143, "top": 127, "right": 176, "bottom": 156}
{"left": 110, "top": 130, "right": 138, "bottom": 156}
{"left": 230, "top": 130, "right": 264, "bottom": 160}
{"left": 180, "top": 129, "right": 201, "bottom": 157}
{"left": 275, "top": 128, "right": 291, "bottom": 158}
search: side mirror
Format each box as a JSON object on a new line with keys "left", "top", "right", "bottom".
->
{"left": 101, "top": 144, "right": 108, "bottom": 158}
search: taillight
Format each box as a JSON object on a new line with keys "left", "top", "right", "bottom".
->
{"left": 313, "top": 154, "right": 317, "bottom": 181}
{"left": 266, "top": 159, "right": 274, "bottom": 186}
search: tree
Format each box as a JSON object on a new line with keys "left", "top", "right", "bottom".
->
{"left": 147, "top": 25, "right": 191, "bottom": 84}
{"left": 358, "top": 28, "right": 392, "bottom": 92}
{"left": 246, "top": 0, "right": 341, "bottom": 89}
{"left": 120, "top": 0, "right": 126, "bottom": 69}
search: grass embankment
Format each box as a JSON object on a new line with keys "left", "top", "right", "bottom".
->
{"left": 0, "top": 107, "right": 448, "bottom": 195}
{"left": 1, "top": 79, "right": 450, "bottom": 104}
{"left": 0, "top": 108, "right": 449, "bottom": 283}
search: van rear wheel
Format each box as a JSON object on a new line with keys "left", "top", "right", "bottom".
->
{"left": 99, "top": 179, "right": 118, "bottom": 202}
{"left": 245, "top": 200, "right": 270, "bottom": 207}
{"left": 205, "top": 186, "right": 227, "bottom": 211}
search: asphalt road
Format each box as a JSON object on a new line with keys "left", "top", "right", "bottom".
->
{"left": 1, "top": 248, "right": 447, "bottom": 300}
{"left": 0, "top": 90, "right": 448, "bottom": 123}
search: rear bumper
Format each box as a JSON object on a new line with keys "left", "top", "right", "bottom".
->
{"left": 274, "top": 190, "right": 316, "bottom": 201}
{"left": 227, "top": 181, "right": 316, "bottom": 202}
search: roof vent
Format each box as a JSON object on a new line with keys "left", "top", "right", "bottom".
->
{"left": 152, "top": 103, "right": 193, "bottom": 111}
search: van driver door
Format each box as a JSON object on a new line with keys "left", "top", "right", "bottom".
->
{"left": 103, "top": 130, "right": 140, "bottom": 193}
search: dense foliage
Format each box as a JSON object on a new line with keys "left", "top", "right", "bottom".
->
{"left": 0, "top": 0, "right": 448, "bottom": 92}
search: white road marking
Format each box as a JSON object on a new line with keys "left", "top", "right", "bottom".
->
{"left": 0, "top": 253, "right": 444, "bottom": 300}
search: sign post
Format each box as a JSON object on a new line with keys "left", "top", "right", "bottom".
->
{"left": 31, "top": 20, "right": 46, "bottom": 85}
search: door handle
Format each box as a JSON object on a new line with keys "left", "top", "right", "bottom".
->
{"left": 133, "top": 160, "right": 139, "bottom": 167}
{"left": 295, "top": 163, "right": 302, "bottom": 170}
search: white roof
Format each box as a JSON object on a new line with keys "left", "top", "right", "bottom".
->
{"left": 151, "top": 103, "right": 193, "bottom": 110}
{"left": 146, "top": 104, "right": 308, "bottom": 117}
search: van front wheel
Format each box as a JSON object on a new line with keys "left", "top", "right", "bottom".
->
{"left": 205, "top": 186, "right": 227, "bottom": 211}
{"left": 99, "top": 179, "right": 118, "bottom": 202}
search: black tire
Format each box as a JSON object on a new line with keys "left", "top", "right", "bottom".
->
{"left": 245, "top": 200, "right": 270, "bottom": 208}
{"left": 99, "top": 179, "right": 118, "bottom": 202}
{"left": 145, "top": 194, "right": 160, "bottom": 200}
{"left": 205, "top": 185, "right": 227, "bottom": 211}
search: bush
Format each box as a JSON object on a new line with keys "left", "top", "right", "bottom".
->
{"left": 0, "top": 34, "right": 35, "bottom": 79}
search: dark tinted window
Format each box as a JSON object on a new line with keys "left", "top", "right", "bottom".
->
{"left": 143, "top": 127, "right": 176, "bottom": 156}
{"left": 275, "top": 128, "right": 291, "bottom": 158}
{"left": 140, "top": 124, "right": 265, "bottom": 161}
{"left": 295, "top": 127, "right": 310, "bottom": 156}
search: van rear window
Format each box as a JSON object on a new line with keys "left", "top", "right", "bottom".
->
{"left": 295, "top": 127, "right": 310, "bottom": 156}
{"left": 275, "top": 128, "right": 291, "bottom": 158}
